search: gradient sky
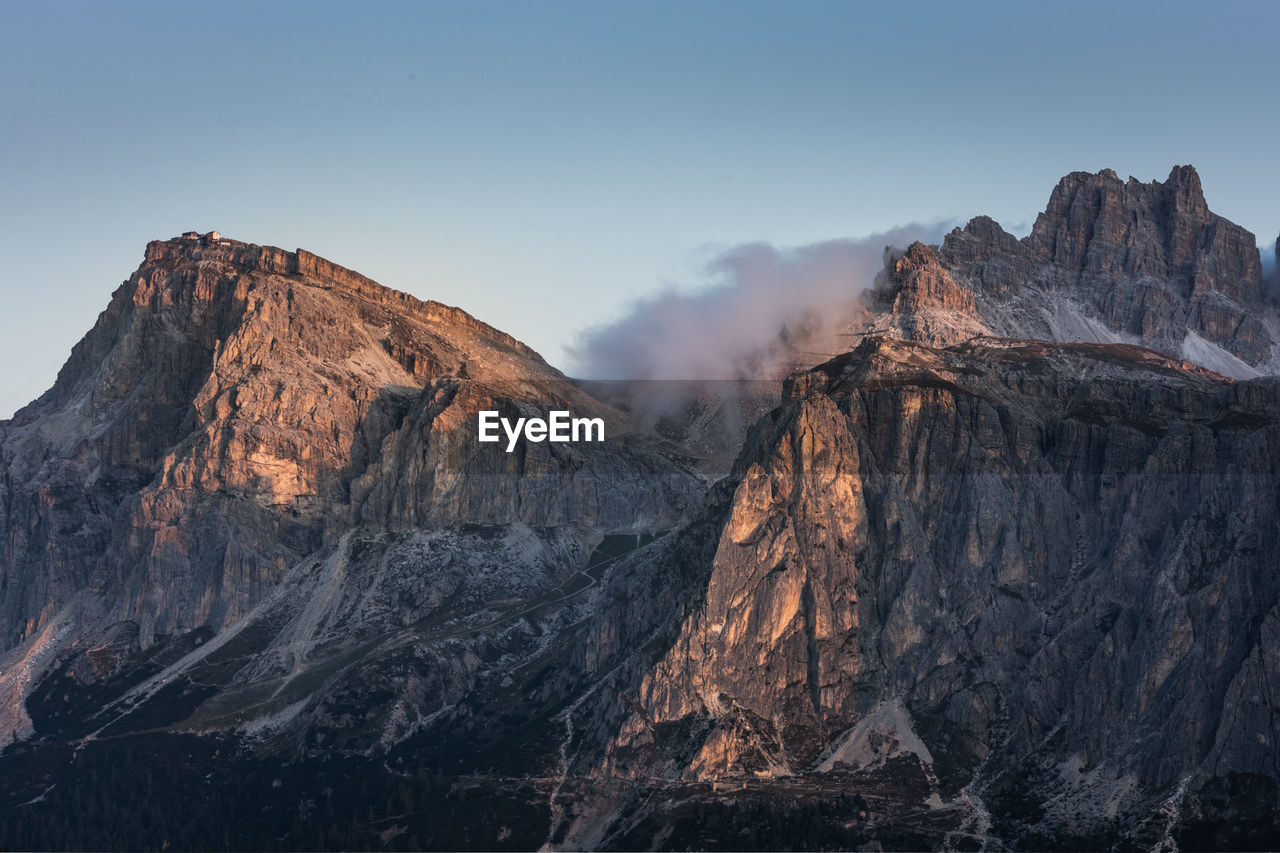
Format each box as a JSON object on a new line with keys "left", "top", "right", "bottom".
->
{"left": 2, "top": 0, "right": 1277, "bottom": 418}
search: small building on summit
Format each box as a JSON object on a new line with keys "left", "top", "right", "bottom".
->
{"left": 181, "top": 231, "right": 200, "bottom": 240}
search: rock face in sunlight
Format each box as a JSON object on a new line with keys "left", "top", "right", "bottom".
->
{"left": 0, "top": 235, "right": 700, "bottom": 746}
{"left": 1, "top": 168, "right": 1279, "bottom": 851}
{"left": 569, "top": 336, "right": 1280, "bottom": 847}
{"left": 880, "top": 241, "right": 990, "bottom": 345}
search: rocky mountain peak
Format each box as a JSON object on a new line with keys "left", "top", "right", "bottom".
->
{"left": 1165, "top": 163, "right": 1209, "bottom": 214}
{"left": 1025, "top": 164, "right": 1254, "bottom": 287}
{"left": 0, "top": 235, "right": 699, "bottom": 657}
{"left": 893, "top": 240, "right": 942, "bottom": 274}
{"left": 138, "top": 234, "right": 547, "bottom": 365}
{"left": 877, "top": 242, "right": 988, "bottom": 346}
{"left": 927, "top": 166, "right": 1279, "bottom": 375}
{"left": 21, "top": 234, "right": 561, "bottom": 495}
{"left": 939, "top": 215, "right": 1024, "bottom": 269}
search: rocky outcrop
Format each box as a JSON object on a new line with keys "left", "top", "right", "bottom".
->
{"left": 1028, "top": 166, "right": 1266, "bottom": 303}
{"left": 578, "top": 335, "right": 1280, "bottom": 846}
{"left": 0, "top": 236, "right": 701, "bottom": 665}
{"left": 880, "top": 242, "right": 989, "bottom": 345}
{"left": 938, "top": 166, "right": 1279, "bottom": 373}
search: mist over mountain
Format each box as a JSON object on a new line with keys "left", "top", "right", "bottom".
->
{"left": 569, "top": 223, "right": 951, "bottom": 381}
{"left": 1264, "top": 234, "right": 1279, "bottom": 292}
{"left": 2, "top": 168, "right": 1279, "bottom": 851}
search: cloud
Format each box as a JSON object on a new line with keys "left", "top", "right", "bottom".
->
{"left": 569, "top": 222, "right": 952, "bottom": 381}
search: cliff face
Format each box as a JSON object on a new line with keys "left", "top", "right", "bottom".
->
{"left": 0, "top": 236, "right": 702, "bottom": 745}
{"left": 1027, "top": 166, "right": 1272, "bottom": 357}
{"left": 877, "top": 241, "right": 990, "bottom": 346}
{"left": 570, "top": 336, "right": 1280, "bottom": 846}
{"left": 927, "top": 166, "right": 1280, "bottom": 376}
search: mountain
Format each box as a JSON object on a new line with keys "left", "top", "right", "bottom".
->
{"left": 559, "top": 336, "right": 1280, "bottom": 848}
{"left": 0, "top": 234, "right": 701, "bottom": 748}
{"left": 862, "top": 166, "right": 1279, "bottom": 379}
{"left": 2, "top": 168, "right": 1279, "bottom": 851}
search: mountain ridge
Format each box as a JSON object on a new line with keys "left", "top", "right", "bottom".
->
{"left": 2, "top": 168, "right": 1280, "bottom": 849}
{"left": 0, "top": 232, "right": 700, "bottom": 664}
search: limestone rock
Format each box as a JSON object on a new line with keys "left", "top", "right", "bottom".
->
{"left": 938, "top": 166, "right": 1279, "bottom": 373}
{"left": 0, "top": 235, "right": 701, "bottom": 664}
{"left": 880, "top": 241, "right": 989, "bottom": 345}
{"left": 577, "top": 336, "right": 1280, "bottom": 845}
{"left": 6, "top": 167, "right": 1280, "bottom": 848}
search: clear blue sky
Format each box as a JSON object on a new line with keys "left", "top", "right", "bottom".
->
{"left": 2, "top": 0, "right": 1277, "bottom": 417}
